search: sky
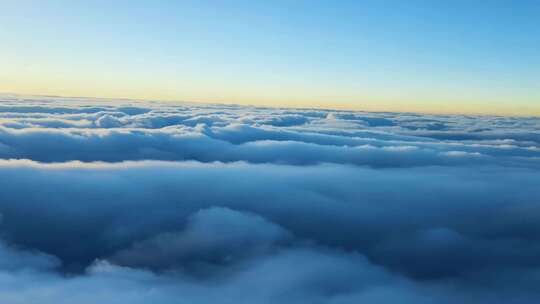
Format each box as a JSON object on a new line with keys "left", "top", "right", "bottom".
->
{"left": 0, "top": 0, "right": 539, "bottom": 115}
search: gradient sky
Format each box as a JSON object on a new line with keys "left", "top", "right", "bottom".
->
{"left": 1, "top": 0, "right": 539, "bottom": 115}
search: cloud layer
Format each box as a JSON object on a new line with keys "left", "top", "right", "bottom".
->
{"left": 0, "top": 94, "right": 539, "bottom": 303}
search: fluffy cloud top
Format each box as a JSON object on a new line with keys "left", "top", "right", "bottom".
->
{"left": 0, "top": 94, "right": 539, "bottom": 303}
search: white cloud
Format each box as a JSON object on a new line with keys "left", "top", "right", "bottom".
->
{"left": 0, "top": 94, "right": 539, "bottom": 303}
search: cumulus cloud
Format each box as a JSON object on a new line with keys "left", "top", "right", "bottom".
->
{"left": 110, "top": 207, "right": 292, "bottom": 275}
{"left": 0, "top": 95, "right": 538, "bottom": 168}
{"left": 0, "top": 94, "right": 539, "bottom": 303}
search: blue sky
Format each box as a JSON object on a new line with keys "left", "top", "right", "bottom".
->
{"left": 1, "top": 0, "right": 539, "bottom": 115}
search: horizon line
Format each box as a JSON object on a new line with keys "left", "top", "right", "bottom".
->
{"left": 0, "top": 91, "right": 538, "bottom": 119}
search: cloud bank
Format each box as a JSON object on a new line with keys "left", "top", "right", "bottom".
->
{"left": 0, "top": 94, "right": 539, "bottom": 303}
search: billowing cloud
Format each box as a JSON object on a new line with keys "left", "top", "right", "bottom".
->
{"left": 0, "top": 94, "right": 539, "bottom": 303}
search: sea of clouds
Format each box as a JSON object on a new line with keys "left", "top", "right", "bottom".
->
{"left": 0, "top": 94, "right": 539, "bottom": 303}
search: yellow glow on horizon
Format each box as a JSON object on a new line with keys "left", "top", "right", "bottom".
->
{"left": 1, "top": 71, "right": 538, "bottom": 117}
{"left": 2, "top": 88, "right": 538, "bottom": 118}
